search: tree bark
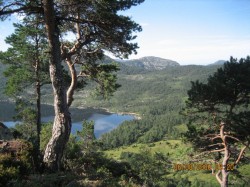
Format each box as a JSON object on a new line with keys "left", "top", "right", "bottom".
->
{"left": 66, "top": 58, "right": 77, "bottom": 107}
{"left": 42, "top": 0, "right": 71, "bottom": 171}
{"left": 216, "top": 123, "right": 229, "bottom": 187}
{"left": 221, "top": 144, "right": 229, "bottom": 187}
{"left": 34, "top": 60, "right": 42, "bottom": 170}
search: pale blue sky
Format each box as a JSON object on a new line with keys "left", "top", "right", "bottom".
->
{"left": 123, "top": 0, "right": 250, "bottom": 65}
{"left": 0, "top": 0, "right": 250, "bottom": 65}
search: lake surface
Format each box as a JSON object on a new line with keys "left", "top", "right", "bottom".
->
{"left": 0, "top": 101, "right": 135, "bottom": 138}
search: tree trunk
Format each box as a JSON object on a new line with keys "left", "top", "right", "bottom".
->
{"left": 66, "top": 58, "right": 77, "bottom": 107}
{"left": 34, "top": 64, "right": 42, "bottom": 171}
{"left": 221, "top": 146, "right": 229, "bottom": 187}
{"left": 36, "top": 79, "right": 41, "bottom": 150}
{"left": 216, "top": 123, "right": 229, "bottom": 187}
{"left": 42, "top": 0, "right": 71, "bottom": 171}
{"left": 34, "top": 23, "right": 42, "bottom": 170}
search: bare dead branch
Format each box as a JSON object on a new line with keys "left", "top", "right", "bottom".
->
{"left": 66, "top": 58, "right": 77, "bottom": 107}
{"left": 211, "top": 135, "right": 222, "bottom": 141}
{"left": 205, "top": 133, "right": 220, "bottom": 137}
{"left": 77, "top": 71, "right": 89, "bottom": 78}
{"left": 193, "top": 148, "right": 225, "bottom": 158}
{"left": 234, "top": 146, "right": 247, "bottom": 165}
{"left": 216, "top": 170, "right": 222, "bottom": 185}
{"left": 208, "top": 143, "right": 224, "bottom": 147}
{"left": 86, "top": 48, "right": 101, "bottom": 54}
{"left": 210, "top": 148, "right": 225, "bottom": 153}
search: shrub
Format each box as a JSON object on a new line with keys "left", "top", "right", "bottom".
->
{"left": 0, "top": 139, "right": 34, "bottom": 186}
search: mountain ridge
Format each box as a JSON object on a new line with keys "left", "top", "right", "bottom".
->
{"left": 114, "top": 56, "right": 180, "bottom": 70}
{"left": 207, "top": 60, "right": 226, "bottom": 66}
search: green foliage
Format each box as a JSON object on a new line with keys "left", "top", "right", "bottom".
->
{"left": 183, "top": 56, "right": 250, "bottom": 186}
{"left": 120, "top": 148, "right": 172, "bottom": 187}
{"left": 184, "top": 56, "right": 250, "bottom": 149}
{"left": 3, "top": 67, "right": 32, "bottom": 96}
{"left": 81, "top": 61, "right": 121, "bottom": 99}
{"left": 0, "top": 140, "right": 34, "bottom": 186}
{"left": 40, "top": 122, "right": 52, "bottom": 151}
{"left": 13, "top": 172, "right": 78, "bottom": 187}
{"left": 1, "top": 0, "right": 145, "bottom": 173}
{"left": 0, "top": 16, "right": 50, "bottom": 171}
{"left": 76, "top": 120, "right": 95, "bottom": 150}
{"left": 98, "top": 65, "right": 220, "bottom": 149}
{"left": 105, "top": 140, "right": 250, "bottom": 187}
{"left": 0, "top": 20, "right": 49, "bottom": 98}
{"left": 0, "top": 154, "right": 20, "bottom": 186}
{"left": 61, "top": 121, "right": 142, "bottom": 186}
{"left": 12, "top": 99, "right": 37, "bottom": 141}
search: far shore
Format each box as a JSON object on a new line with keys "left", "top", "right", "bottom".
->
{"left": 0, "top": 100, "right": 141, "bottom": 121}
{"left": 99, "top": 107, "right": 142, "bottom": 120}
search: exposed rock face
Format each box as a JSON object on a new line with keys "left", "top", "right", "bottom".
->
{"left": 118, "top": 56, "right": 180, "bottom": 70}
{"left": 0, "top": 122, "right": 13, "bottom": 140}
{"left": 0, "top": 140, "right": 25, "bottom": 154}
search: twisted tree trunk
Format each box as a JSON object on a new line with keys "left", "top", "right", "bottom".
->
{"left": 42, "top": 0, "right": 71, "bottom": 171}
{"left": 216, "top": 123, "right": 229, "bottom": 187}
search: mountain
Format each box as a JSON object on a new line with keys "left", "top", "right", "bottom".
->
{"left": 208, "top": 60, "right": 226, "bottom": 66}
{"left": 117, "top": 56, "right": 180, "bottom": 70}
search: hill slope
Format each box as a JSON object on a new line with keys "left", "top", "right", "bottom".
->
{"left": 73, "top": 64, "right": 222, "bottom": 148}
{"left": 0, "top": 57, "right": 222, "bottom": 147}
{"left": 208, "top": 60, "right": 226, "bottom": 66}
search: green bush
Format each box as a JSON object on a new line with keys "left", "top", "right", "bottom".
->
{"left": 40, "top": 122, "right": 52, "bottom": 151}
{"left": 0, "top": 140, "right": 34, "bottom": 186}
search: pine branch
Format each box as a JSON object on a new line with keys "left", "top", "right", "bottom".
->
{"left": 224, "top": 135, "right": 240, "bottom": 142}
{"left": 0, "top": 3, "right": 42, "bottom": 16}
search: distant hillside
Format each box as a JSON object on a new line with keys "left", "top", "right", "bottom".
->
{"left": 117, "top": 56, "right": 180, "bottom": 70}
{"left": 208, "top": 60, "right": 226, "bottom": 66}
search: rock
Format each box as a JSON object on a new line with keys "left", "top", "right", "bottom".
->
{"left": 0, "top": 122, "right": 13, "bottom": 140}
{"left": 0, "top": 140, "right": 27, "bottom": 153}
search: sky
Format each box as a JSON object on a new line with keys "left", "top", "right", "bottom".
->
{"left": 0, "top": 0, "right": 250, "bottom": 65}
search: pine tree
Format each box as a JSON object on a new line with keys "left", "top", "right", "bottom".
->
{"left": 0, "top": 15, "right": 50, "bottom": 170}
{"left": 1, "top": 0, "right": 144, "bottom": 170}
{"left": 184, "top": 56, "right": 250, "bottom": 187}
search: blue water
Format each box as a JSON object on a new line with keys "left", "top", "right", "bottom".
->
{"left": 3, "top": 113, "right": 134, "bottom": 138}
{"left": 72, "top": 113, "right": 134, "bottom": 138}
{"left": 0, "top": 101, "right": 135, "bottom": 138}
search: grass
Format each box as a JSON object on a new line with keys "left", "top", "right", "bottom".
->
{"left": 104, "top": 140, "right": 193, "bottom": 161}
{"left": 104, "top": 139, "right": 250, "bottom": 186}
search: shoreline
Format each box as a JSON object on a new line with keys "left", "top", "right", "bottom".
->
{"left": 0, "top": 100, "right": 142, "bottom": 121}
{"left": 100, "top": 107, "right": 142, "bottom": 120}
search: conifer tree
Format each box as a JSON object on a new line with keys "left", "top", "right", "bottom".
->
{"left": 184, "top": 56, "right": 250, "bottom": 187}
{"left": 1, "top": 0, "right": 144, "bottom": 170}
{"left": 0, "top": 15, "right": 49, "bottom": 169}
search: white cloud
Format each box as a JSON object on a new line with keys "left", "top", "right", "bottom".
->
{"left": 140, "top": 22, "right": 149, "bottom": 27}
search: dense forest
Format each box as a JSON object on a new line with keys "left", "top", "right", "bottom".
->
{"left": 96, "top": 64, "right": 222, "bottom": 148}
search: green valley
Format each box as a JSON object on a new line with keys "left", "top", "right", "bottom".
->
{"left": 1, "top": 56, "right": 250, "bottom": 186}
